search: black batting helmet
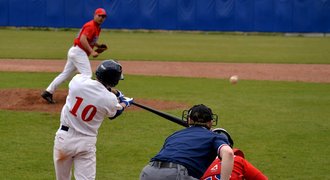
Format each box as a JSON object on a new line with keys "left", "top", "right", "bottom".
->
{"left": 182, "top": 104, "right": 218, "bottom": 129}
{"left": 212, "top": 128, "right": 234, "bottom": 148}
{"left": 95, "top": 60, "right": 123, "bottom": 87}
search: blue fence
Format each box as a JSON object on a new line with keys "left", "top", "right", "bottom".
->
{"left": 0, "top": 0, "right": 329, "bottom": 32}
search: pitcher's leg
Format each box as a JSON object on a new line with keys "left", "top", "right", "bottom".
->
{"left": 71, "top": 47, "right": 92, "bottom": 78}
{"left": 46, "top": 58, "right": 76, "bottom": 94}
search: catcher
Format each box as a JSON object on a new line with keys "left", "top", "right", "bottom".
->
{"left": 201, "top": 128, "right": 268, "bottom": 180}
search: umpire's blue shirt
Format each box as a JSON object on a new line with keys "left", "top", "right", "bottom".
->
{"left": 151, "top": 126, "right": 230, "bottom": 179}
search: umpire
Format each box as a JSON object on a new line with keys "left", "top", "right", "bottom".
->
{"left": 139, "top": 104, "right": 234, "bottom": 180}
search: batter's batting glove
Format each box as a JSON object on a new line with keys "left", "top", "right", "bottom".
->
{"left": 115, "top": 90, "right": 125, "bottom": 99}
{"left": 120, "top": 96, "right": 134, "bottom": 107}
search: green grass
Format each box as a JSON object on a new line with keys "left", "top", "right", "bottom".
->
{"left": 0, "top": 111, "right": 58, "bottom": 179}
{"left": 0, "top": 72, "right": 329, "bottom": 179}
{"left": 0, "top": 28, "right": 329, "bottom": 179}
{"left": 1, "top": 28, "right": 330, "bottom": 64}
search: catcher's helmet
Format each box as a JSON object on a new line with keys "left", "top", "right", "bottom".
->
{"left": 212, "top": 128, "right": 234, "bottom": 148}
{"left": 182, "top": 104, "right": 218, "bottom": 128}
{"left": 95, "top": 60, "right": 123, "bottom": 87}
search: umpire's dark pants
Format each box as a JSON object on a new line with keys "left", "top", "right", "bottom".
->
{"left": 139, "top": 161, "right": 198, "bottom": 180}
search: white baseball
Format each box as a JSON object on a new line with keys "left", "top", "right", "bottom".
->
{"left": 229, "top": 75, "right": 239, "bottom": 84}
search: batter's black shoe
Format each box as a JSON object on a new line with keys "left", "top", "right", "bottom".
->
{"left": 41, "top": 91, "right": 55, "bottom": 104}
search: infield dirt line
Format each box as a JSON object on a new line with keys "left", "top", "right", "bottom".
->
{"left": 1, "top": 59, "right": 330, "bottom": 83}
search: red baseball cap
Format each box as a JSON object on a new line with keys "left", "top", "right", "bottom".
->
{"left": 95, "top": 8, "right": 107, "bottom": 16}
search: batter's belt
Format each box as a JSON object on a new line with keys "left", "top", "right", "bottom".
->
{"left": 61, "top": 125, "right": 69, "bottom": 131}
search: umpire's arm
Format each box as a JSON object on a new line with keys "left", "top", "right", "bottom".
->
{"left": 219, "top": 145, "right": 234, "bottom": 180}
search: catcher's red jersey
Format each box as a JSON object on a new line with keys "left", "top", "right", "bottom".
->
{"left": 74, "top": 20, "right": 101, "bottom": 55}
{"left": 201, "top": 149, "right": 268, "bottom": 180}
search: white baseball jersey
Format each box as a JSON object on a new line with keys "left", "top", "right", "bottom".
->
{"left": 60, "top": 74, "right": 122, "bottom": 136}
{"left": 54, "top": 74, "right": 123, "bottom": 180}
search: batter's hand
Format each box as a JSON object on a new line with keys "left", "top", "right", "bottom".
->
{"left": 109, "top": 88, "right": 124, "bottom": 98}
{"left": 120, "top": 96, "right": 134, "bottom": 107}
{"left": 115, "top": 90, "right": 125, "bottom": 99}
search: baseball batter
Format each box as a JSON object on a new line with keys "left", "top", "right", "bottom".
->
{"left": 53, "top": 60, "right": 133, "bottom": 180}
{"left": 42, "top": 8, "right": 108, "bottom": 104}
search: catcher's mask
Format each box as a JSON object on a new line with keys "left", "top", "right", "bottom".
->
{"left": 182, "top": 104, "right": 218, "bottom": 129}
{"left": 95, "top": 59, "right": 124, "bottom": 88}
{"left": 212, "top": 128, "right": 234, "bottom": 148}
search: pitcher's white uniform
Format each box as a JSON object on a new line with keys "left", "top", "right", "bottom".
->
{"left": 53, "top": 74, "right": 122, "bottom": 180}
{"left": 42, "top": 8, "right": 107, "bottom": 104}
{"left": 46, "top": 46, "right": 93, "bottom": 95}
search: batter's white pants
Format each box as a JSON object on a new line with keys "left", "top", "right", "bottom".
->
{"left": 53, "top": 125, "right": 97, "bottom": 180}
{"left": 46, "top": 46, "right": 92, "bottom": 94}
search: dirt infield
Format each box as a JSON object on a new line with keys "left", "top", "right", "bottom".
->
{"left": 1, "top": 59, "right": 330, "bottom": 83}
{"left": 0, "top": 59, "right": 329, "bottom": 113}
{"left": 0, "top": 89, "right": 188, "bottom": 113}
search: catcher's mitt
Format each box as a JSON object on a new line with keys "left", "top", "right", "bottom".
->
{"left": 95, "top": 44, "right": 108, "bottom": 53}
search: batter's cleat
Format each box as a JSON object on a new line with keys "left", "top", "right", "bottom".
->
{"left": 41, "top": 91, "right": 55, "bottom": 104}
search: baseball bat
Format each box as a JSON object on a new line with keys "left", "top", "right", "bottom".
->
{"left": 131, "top": 101, "right": 189, "bottom": 127}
